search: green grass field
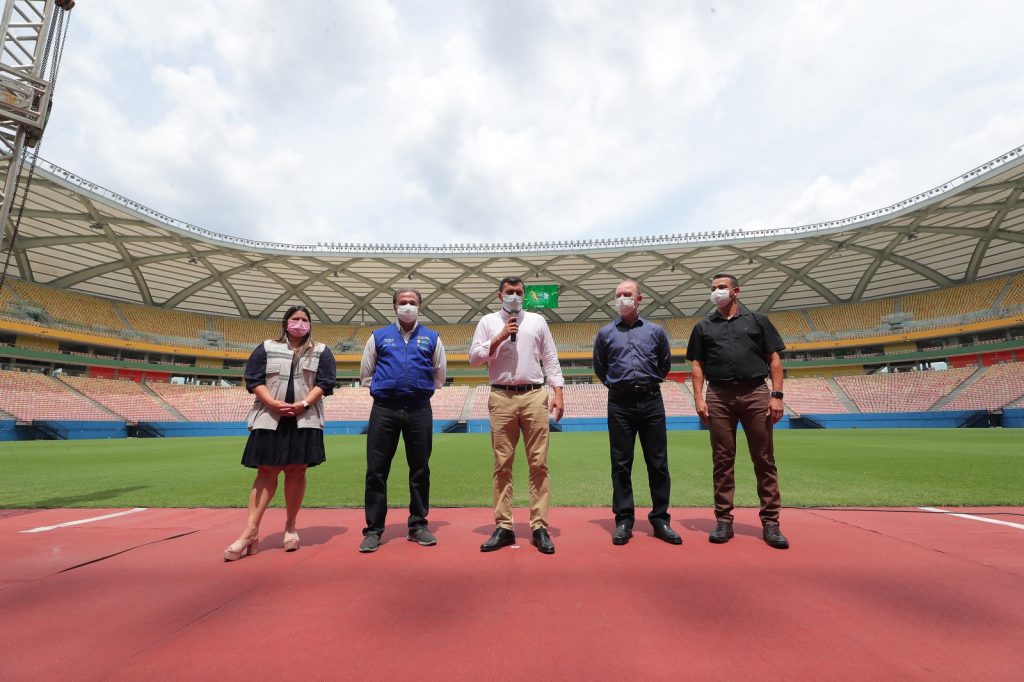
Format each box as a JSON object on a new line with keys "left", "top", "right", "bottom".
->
{"left": 0, "top": 430, "right": 1022, "bottom": 509}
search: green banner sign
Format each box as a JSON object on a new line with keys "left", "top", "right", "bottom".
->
{"left": 524, "top": 284, "right": 559, "bottom": 309}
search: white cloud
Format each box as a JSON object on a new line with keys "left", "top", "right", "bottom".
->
{"left": 38, "top": 0, "right": 1024, "bottom": 246}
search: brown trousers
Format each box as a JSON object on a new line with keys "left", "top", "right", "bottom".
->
{"left": 705, "top": 382, "right": 781, "bottom": 524}
{"left": 488, "top": 387, "right": 551, "bottom": 531}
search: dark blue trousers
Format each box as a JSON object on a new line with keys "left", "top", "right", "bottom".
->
{"left": 607, "top": 392, "right": 671, "bottom": 527}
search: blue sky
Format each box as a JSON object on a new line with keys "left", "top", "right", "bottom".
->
{"left": 40, "top": 0, "right": 1024, "bottom": 246}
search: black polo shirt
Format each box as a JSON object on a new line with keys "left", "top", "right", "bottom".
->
{"left": 685, "top": 304, "right": 785, "bottom": 382}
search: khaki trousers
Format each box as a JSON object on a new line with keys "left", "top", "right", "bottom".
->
{"left": 488, "top": 387, "right": 550, "bottom": 530}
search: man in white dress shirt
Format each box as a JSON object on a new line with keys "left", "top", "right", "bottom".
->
{"left": 469, "top": 276, "right": 564, "bottom": 554}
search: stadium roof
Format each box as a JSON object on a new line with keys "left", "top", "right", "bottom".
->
{"left": 2, "top": 146, "right": 1023, "bottom": 326}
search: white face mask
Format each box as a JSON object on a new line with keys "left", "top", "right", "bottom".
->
{"left": 396, "top": 304, "right": 418, "bottom": 324}
{"left": 614, "top": 297, "right": 637, "bottom": 315}
{"left": 710, "top": 288, "right": 733, "bottom": 307}
{"left": 502, "top": 294, "right": 523, "bottom": 313}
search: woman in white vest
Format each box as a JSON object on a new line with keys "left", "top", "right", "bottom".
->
{"left": 223, "top": 305, "right": 337, "bottom": 561}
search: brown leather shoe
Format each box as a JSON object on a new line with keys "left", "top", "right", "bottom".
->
{"left": 709, "top": 520, "right": 734, "bottom": 544}
{"left": 763, "top": 523, "right": 789, "bottom": 549}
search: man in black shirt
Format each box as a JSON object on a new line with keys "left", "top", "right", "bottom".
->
{"left": 686, "top": 274, "right": 789, "bottom": 549}
{"left": 593, "top": 279, "right": 681, "bottom": 546}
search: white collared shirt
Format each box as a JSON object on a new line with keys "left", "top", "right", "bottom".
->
{"left": 469, "top": 309, "right": 564, "bottom": 388}
{"left": 360, "top": 321, "right": 447, "bottom": 388}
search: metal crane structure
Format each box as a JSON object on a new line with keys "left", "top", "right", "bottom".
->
{"left": 0, "top": 0, "right": 73, "bottom": 292}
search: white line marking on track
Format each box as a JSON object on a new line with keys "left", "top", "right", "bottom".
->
{"left": 20, "top": 508, "right": 148, "bottom": 533}
{"left": 918, "top": 507, "right": 1024, "bottom": 531}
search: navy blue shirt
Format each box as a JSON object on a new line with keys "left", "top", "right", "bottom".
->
{"left": 593, "top": 316, "right": 671, "bottom": 386}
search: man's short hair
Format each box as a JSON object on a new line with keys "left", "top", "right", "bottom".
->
{"left": 618, "top": 279, "right": 642, "bottom": 296}
{"left": 498, "top": 276, "right": 524, "bottom": 292}
{"left": 712, "top": 273, "right": 739, "bottom": 288}
{"left": 393, "top": 288, "right": 422, "bottom": 305}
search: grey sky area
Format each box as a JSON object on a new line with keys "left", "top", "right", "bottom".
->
{"left": 40, "top": 1, "right": 1024, "bottom": 246}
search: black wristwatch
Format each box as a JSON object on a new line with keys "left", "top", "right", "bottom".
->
{"left": 770, "top": 391, "right": 784, "bottom": 399}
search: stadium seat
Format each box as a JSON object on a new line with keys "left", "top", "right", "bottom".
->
{"left": 942, "top": 362, "right": 1024, "bottom": 411}
{"left": 809, "top": 298, "right": 895, "bottom": 335}
{"left": 549, "top": 322, "right": 603, "bottom": 351}
{"left": 58, "top": 374, "right": 181, "bottom": 422}
{"left": 118, "top": 302, "right": 209, "bottom": 345}
{"left": 1000, "top": 273, "right": 1024, "bottom": 309}
{"left": 210, "top": 317, "right": 281, "bottom": 347}
{"left": 767, "top": 310, "right": 812, "bottom": 337}
{"left": 8, "top": 279, "right": 125, "bottom": 335}
{"left": 835, "top": 367, "right": 975, "bottom": 412}
{"left": 0, "top": 369, "right": 117, "bottom": 421}
{"left": 146, "top": 382, "right": 252, "bottom": 421}
{"left": 781, "top": 377, "right": 850, "bottom": 414}
{"left": 435, "top": 324, "right": 478, "bottom": 353}
{"left": 431, "top": 385, "right": 470, "bottom": 420}
{"left": 902, "top": 276, "right": 1008, "bottom": 321}
{"left": 323, "top": 386, "right": 374, "bottom": 421}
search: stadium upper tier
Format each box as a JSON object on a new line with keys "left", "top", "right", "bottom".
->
{"left": 0, "top": 146, "right": 1022, "bottom": 329}
{"left": 0, "top": 272, "right": 1020, "bottom": 352}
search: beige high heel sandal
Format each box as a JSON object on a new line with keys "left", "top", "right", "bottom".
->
{"left": 223, "top": 536, "right": 259, "bottom": 561}
{"left": 283, "top": 531, "right": 300, "bottom": 552}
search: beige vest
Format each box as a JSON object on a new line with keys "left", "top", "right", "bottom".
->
{"left": 246, "top": 340, "right": 327, "bottom": 431}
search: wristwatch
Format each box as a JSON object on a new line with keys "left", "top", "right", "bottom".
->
{"left": 770, "top": 391, "right": 784, "bottom": 399}
{"left": 300, "top": 400, "right": 310, "bottom": 410}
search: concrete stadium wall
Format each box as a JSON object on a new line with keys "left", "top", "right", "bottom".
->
{"left": 143, "top": 422, "right": 250, "bottom": 438}
{"left": 1002, "top": 408, "right": 1024, "bottom": 428}
{"left": 4, "top": 412, "right": 1018, "bottom": 441}
{"left": 138, "top": 421, "right": 458, "bottom": 437}
{"left": 0, "top": 420, "right": 34, "bottom": 441}
{"left": 31, "top": 420, "right": 128, "bottom": 440}
{"left": 794, "top": 411, "right": 981, "bottom": 429}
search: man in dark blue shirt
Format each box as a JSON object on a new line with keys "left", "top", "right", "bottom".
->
{"left": 593, "top": 279, "right": 681, "bottom": 546}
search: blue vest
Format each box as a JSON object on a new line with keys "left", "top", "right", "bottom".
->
{"left": 370, "top": 323, "right": 439, "bottom": 401}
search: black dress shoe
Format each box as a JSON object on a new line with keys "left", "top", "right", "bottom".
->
{"left": 652, "top": 522, "right": 682, "bottom": 545}
{"left": 531, "top": 528, "right": 555, "bottom": 554}
{"left": 480, "top": 526, "right": 515, "bottom": 552}
{"left": 709, "top": 520, "right": 734, "bottom": 544}
{"left": 763, "top": 523, "right": 790, "bottom": 549}
{"left": 612, "top": 524, "right": 632, "bottom": 545}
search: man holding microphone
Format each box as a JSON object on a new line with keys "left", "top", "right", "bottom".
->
{"left": 469, "top": 276, "right": 564, "bottom": 555}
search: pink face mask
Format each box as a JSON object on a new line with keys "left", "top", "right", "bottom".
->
{"left": 286, "top": 319, "right": 311, "bottom": 338}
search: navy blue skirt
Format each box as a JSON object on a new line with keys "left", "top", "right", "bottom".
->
{"left": 241, "top": 416, "right": 326, "bottom": 468}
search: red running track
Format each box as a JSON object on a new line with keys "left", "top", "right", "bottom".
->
{"left": 1, "top": 506, "right": 1022, "bottom": 680}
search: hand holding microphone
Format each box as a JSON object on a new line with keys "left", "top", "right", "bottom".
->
{"left": 506, "top": 316, "right": 519, "bottom": 343}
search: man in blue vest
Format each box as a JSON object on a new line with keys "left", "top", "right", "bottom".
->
{"left": 358, "top": 288, "right": 447, "bottom": 553}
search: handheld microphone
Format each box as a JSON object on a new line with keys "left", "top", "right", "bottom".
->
{"left": 511, "top": 332, "right": 517, "bottom": 343}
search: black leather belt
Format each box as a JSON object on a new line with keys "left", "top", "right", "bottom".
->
{"left": 491, "top": 383, "right": 544, "bottom": 392}
{"left": 608, "top": 383, "right": 661, "bottom": 395}
{"left": 709, "top": 377, "right": 766, "bottom": 388}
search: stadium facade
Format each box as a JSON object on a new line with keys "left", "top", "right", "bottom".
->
{"left": 1, "top": 147, "right": 1023, "bottom": 438}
